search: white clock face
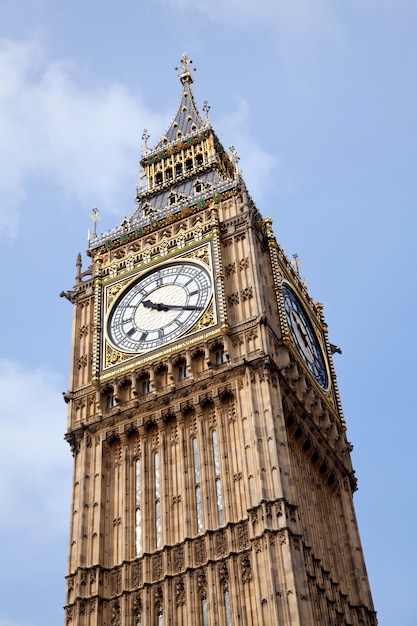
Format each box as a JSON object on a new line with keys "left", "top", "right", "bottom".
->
{"left": 282, "top": 283, "right": 328, "bottom": 389}
{"left": 107, "top": 261, "right": 212, "bottom": 353}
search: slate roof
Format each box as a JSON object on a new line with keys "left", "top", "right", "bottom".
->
{"left": 154, "top": 77, "right": 206, "bottom": 149}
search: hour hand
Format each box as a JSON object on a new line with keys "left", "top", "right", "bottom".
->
{"left": 143, "top": 299, "right": 169, "bottom": 311}
{"left": 142, "top": 300, "right": 203, "bottom": 312}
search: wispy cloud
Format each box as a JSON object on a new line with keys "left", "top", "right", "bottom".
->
{"left": 159, "top": 0, "right": 341, "bottom": 50}
{"left": 215, "top": 97, "right": 278, "bottom": 205}
{"left": 0, "top": 38, "right": 165, "bottom": 237}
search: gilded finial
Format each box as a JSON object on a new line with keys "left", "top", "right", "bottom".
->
{"left": 291, "top": 253, "right": 302, "bottom": 275}
{"left": 141, "top": 129, "right": 150, "bottom": 156}
{"left": 229, "top": 146, "right": 240, "bottom": 177}
{"left": 88, "top": 207, "right": 101, "bottom": 242}
{"left": 203, "top": 101, "right": 211, "bottom": 123}
{"left": 175, "top": 52, "right": 196, "bottom": 84}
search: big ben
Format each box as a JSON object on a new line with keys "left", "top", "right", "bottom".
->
{"left": 62, "top": 54, "right": 377, "bottom": 625}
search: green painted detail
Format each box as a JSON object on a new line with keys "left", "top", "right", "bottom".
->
{"left": 187, "top": 137, "right": 193, "bottom": 144}
{"left": 121, "top": 234, "right": 128, "bottom": 243}
{"left": 214, "top": 136, "right": 219, "bottom": 144}
{"left": 136, "top": 227, "right": 143, "bottom": 236}
{"left": 198, "top": 199, "right": 205, "bottom": 208}
{"left": 214, "top": 193, "right": 221, "bottom": 203}
{"left": 255, "top": 212, "right": 263, "bottom": 221}
{"left": 148, "top": 156, "right": 154, "bottom": 163}
{"left": 248, "top": 200, "right": 254, "bottom": 208}
{"left": 106, "top": 241, "right": 114, "bottom": 250}
{"left": 198, "top": 134, "right": 204, "bottom": 141}
{"left": 158, "top": 151, "right": 164, "bottom": 158}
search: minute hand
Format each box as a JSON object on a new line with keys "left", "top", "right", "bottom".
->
{"left": 143, "top": 300, "right": 203, "bottom": 312}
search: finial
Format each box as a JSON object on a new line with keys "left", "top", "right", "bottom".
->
{"left": 75, "top": 253, "right": 82, "bottom": 284}
{"left": 88, "top": 207, "right": 101, "bottom": 242}
{"left": 141, "top": 129, "right": 150, "bottom": 156}
{"left": 175, "top": 52, "right": 196, "bottom": 84}
{"left": 229, "top": 146, "right": 240, "bottom": 177}
{"left": 203, "top": 101, "right": 211, "bottom": 123}
{"left": 291, "top": 253, "right": 302, "bottom": 275}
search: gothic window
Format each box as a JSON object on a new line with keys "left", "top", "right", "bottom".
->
{"left": 135, "top": 459, "right": 142, "bottom": 555}
{"left": 215, "top": 349, "right": 228, "bottom": 366}
{"left": 106, "top": 392, "right": 117, "bottom": 409}
{"left": 157, "top": 606, "right": 163, "bottom": 626}
{"left": 194, "top": 180, "right": 203, "bottom": 194}
{"left": 224, "top": 585, "right": 232, "bottom": 625}
{"left": 156, "top": 172, "right": 163, "bottom": 185}
{"left": 165, "top": 167, "right": 173, "bottom": 181}
{"left": 168, "top": 192, "right": 177, "bottom": 206}
{"left": 212, "top": 430, "right": 224, "bottom": 525}
{"left": 201, "top": 592, "right": 208, "bottom": 626}
{"left": 175, "top": 163, "right": 183, "bottom": 176}
{"left": 176, "top": 359, "right": 188, "bottom": 381}
{"left": 196, "top": 153, "right": 204, "bottom": 167}
{"left": 191, "top": 349, "right": 206, "bottom": 375}
{"left": 155, "top": 365, "right": 168, "bottom": 390}
{"left": 185, "top": 158, "right": 193, "bottom": 172}
{"left": 155, "top": 452, "right": 161, "bottom": 548}
{"left": 211, "top": 343, "right": 227, "bottom": 367}
{"left": 141, "top": 377, "right": 152, "bottom": 395}
{"left": 192, "top": 437, "right": 203, "bottom": 533}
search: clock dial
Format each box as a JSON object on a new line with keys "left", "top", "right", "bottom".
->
{"left": 282, "top": 283, "right": 328, "bottom": 389}
{"left": 108, "top": 261, "right": 212, "bottom": 353}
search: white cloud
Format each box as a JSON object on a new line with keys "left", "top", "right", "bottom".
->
{"left": 0, "top": 359, "right": 70, "bottom": 539}
{"left": 159, "top": 0, "right": 341, "bottom": 49}
{"left": 0, "top": 619, "right": 31, "bottom": 626}
{"left": 0, "top": 38, "right": 166, "bottom": 237}
{"left": 216, "top": 98, "right": 278, "bottom": 205}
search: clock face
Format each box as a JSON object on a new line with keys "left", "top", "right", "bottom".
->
{"left": 282, "top": 283, "right": 328, "bottom": 389}
{"left": 107, "top": 261, "right": 212, "bottom": 354}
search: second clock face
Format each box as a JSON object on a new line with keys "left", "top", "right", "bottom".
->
{"left": 108, "top": 261, "right": 212, "bottom": 353}
{"left": 282, "top": 283, "right": 328, "bottom": 389}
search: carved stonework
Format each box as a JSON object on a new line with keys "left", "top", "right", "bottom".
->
{"left": 153, "top": 555, "right": 163, "bottom": 581}
{"left": 111, "top": 600, "right": 120, "bottom": 626}
{"left": 176, "top": 578, "right": 186, "bottom": 606}
{"left": 241, "top": 554, "right": 252, "bottom": 583}
{"left": 216, "top": 531, "right": 227, "bottom": 556}
{"left": 195, "top": 539, "right": 206, "bottom": 565}
{"left": 238, "top": 522, "right": 249, "bottom": 549}
{"left": 132, "top": 561, "right": 142, "bottom": 587}
{"left": 219, "top": 562, "right": 229, "bottom": 583}
{"left": 241, "top": 286, "right": 253, "bottom": 301}
{"left": 197, "top": 569, "right": 207, "bottom": 590}
{"left": 174, "top": 546, "right": 184, "bottom": 572}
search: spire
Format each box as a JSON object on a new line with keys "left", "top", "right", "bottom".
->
{"left": 153, "top": 53, "right": 206, "bottom": 149}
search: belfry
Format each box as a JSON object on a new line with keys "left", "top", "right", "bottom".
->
{"left": 62, "top": 54, "right": 377, "bottom": 625}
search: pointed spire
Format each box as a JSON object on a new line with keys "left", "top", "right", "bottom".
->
{"left": 152, "top": 53, "right": 206, "bottom": 150}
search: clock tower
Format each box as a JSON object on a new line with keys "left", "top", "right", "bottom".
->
{"left": 62, "top": 55, "right": 377, "bottom": 626}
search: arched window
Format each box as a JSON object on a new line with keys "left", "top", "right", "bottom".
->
{"left": 155, "top": 452, "right": 161, "bottom": 548}
{"left": 201, "top": 591, "right": 208, "bottom": 626}
{"left": 192, "top": 437, "right": 203, "bottom": 533}
{"left": 135, "top": 458, "right": 141, "bottom": 555}
{"left": 212, "top": 430, "right": 223, "bottom": 525}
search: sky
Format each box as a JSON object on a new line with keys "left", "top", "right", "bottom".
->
{"left": 0, "top": 1, "right": 416, "bottom": 625}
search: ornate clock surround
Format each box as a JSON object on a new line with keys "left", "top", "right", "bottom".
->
{"left": 97, "top": 237, "right": 223, "bottom": 378}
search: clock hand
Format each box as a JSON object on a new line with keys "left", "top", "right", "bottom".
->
{"left": 143, "top": 299, "right": 203, "bottom": 312}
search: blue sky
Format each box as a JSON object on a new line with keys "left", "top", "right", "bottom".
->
{"left": 0, "top": 1, "right": 416, "bottom": 625}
